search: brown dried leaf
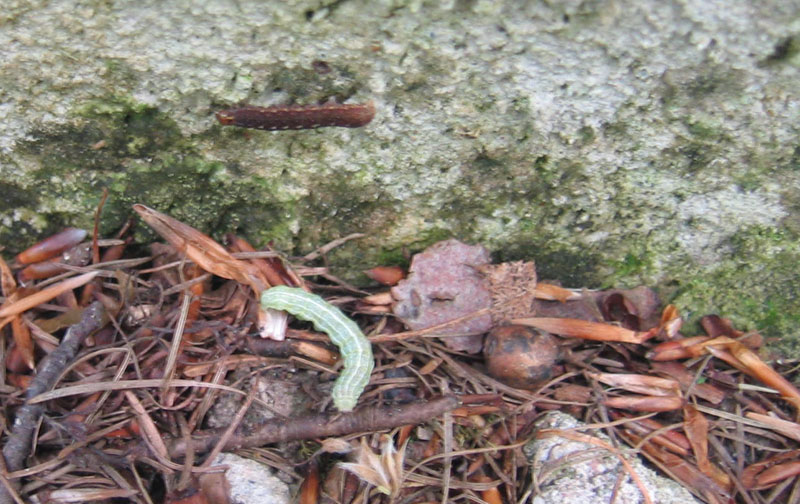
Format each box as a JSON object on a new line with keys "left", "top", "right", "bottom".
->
{"left": 512, "top": 317, "right": 655, "bottom": 344}
{"left": 534, "top": 283, "right": 580, "bottom": 302}
{"left": 0, "top": 254, "right": 16, "bottom": 296}
{"left": 603, "top": 395, "right": 684, "bottom": 412}
{"left": 10, "top": 316, "right": 34, "bottom": 370}
{"left": 683, "top": 404, "right": 709, "bottom": 470}
{"left": 706, "top": 336, "right": 800, "bottom": 410}
{"left": 638, "top": 440, "right": 731, "bottom": 503}
{"left": 364, "top": 265, "right": 406, "bottom": 286}
{"left": 588, "top": 372, "right": 680, "bottom": 396}
{"left": 15, "top": 227, "right": 87, "bottom": 264}
{"left": 745, "top": 412, "right": 800, "bottom": 443}
{"left": 133, "top": 204, "right": 267, "bottom": 295}
{"left": 0, "top": 271, "right": 99, "bottom": 329}
{"left": 649, "top": 361, "right": 726, "bottom": 404}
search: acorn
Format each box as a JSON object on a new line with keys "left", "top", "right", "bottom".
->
{"left": 483, "top": 325, "right": 561, "bottom": 389}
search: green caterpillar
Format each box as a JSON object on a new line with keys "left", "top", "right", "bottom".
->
{"left": 260, "top": 286, "right": 374, "bottom": 412}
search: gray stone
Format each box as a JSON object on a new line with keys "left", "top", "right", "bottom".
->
{"left": 525, "top": 411, "right": 700, "bottom": 504}
{"left": 210, "top": 453, "right": 291, "bottom": 504}
{"left": 1, "top": 0, "right": 798, "bottom": 353}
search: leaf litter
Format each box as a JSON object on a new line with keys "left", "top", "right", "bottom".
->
{"left": 0, "top": 205, "right": 797, "bottom": 504}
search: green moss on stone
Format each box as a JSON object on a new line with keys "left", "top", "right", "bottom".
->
{"left": 668, "top": 225, "right": 800, "bottom": 356}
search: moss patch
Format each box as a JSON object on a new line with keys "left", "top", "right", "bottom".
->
{"left": 0, "top": 96, "right": 300, "bottom": 252}
{"left": 668, "top": 226, "right": 800, "bottom": 355}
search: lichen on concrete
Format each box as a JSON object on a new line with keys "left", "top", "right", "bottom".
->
{"left": 1, "top": 0, "right": 799, "bottom": 354}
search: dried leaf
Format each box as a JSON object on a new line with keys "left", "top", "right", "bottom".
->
{"left": 0, "top": 271, "right": 99, "bottom": 330}
{"left": 603, "top": 395, "right": 684, "bottom": 411}
{"left": 364, "top": 265, "right": 406, "bottom": 286}
{"left": 745, "top": 412, "right": 800, "bottom": 443}
{"left": 10, "top": 316, "right": 34, "bottom": 370}
{"left": 512, "top": 317, "right": 655, "bottom": 344}
{"left": 534, "top": 283, "right": 579, "bottom": 302}
{"left": 0, "top": 254, "right": 16, "bottom": 296}
{"left": 133, "top": 204, "right": 267, "bottom": 295}
{"left": 15, "top": 227, "right": 87, "bottom": 264}
{"left": 682, "top": 405, "right": 709, "bottom": 472}
{"left": 589, "top": 372, "right": 680, "bottom": 396}
{"left": 338, "top": 435, "right": 406, "bottom": 497}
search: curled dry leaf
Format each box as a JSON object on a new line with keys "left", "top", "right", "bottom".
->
{"left": 133, "top": 204, "right": 267, "bottom": 295}
{"left": 338, "top": 435, "right": 406, "bottom": 497}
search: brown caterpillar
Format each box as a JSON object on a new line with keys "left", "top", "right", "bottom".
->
{"left": 216, "top": 101, "right": 375, "bottom": 130}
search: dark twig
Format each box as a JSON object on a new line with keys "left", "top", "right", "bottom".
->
{"left": 157, "top": 395, "right": 460, "bottom": 459}
{"left": 0, "top": 302, "right": 106, "bottom": 504}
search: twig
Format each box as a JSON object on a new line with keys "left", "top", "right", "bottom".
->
{"left": 158, "top": 395, "right": 460, "bottom": 459}
{"left": 0, "top": 302, "right": 106, "bottom": 504}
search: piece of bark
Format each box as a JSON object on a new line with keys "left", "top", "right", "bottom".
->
{"left": 478, "top": 260, "right": 537, "bottom": 323}
{"left": 391, "top": 240, "right": 491, "bottom": 353}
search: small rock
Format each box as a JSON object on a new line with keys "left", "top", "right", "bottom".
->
{"left": 391, "top": 239, "right": 492, "bottom": 353}
{"left": 206, "top": 453, "right": 290, "bottom": 504}
{"left": 525, "top": 411, "right": 700, "bottom": 504}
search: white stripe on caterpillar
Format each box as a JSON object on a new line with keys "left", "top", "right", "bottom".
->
{"left": 260, "top": 286, "right": 374, "bottom": 411}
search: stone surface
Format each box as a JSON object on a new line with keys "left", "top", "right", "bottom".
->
{"left": 209, "top": 453, "right": 291, "bottom": 504}
{"left": 525, "top": 411, "right": 700, "bottom": 504}
{"left": 1, "top": 0, "right": 798, "bottom": 354}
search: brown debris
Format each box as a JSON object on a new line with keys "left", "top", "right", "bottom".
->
{"left": 1, "top": 216, "right": 799, "bottom": 504}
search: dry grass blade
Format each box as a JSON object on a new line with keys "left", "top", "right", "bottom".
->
{"left": 125, "top": 391, "right": 171, "bottom": 466}
{"left": 26, "top": 379, "right": 256, "bottom": 405}
{"left": 512, "top": 317, "right": 655, "bottom": 344}
{"left": 133, "top": 204, "right": 267, "bottom": 294}
{"left": 45, "top": 488, "right": 139, "bottom": 502}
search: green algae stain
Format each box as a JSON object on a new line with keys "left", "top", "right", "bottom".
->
{"left": 1, "top": 96, "right": 299, "bottom": 254}
{"left": 669, "top": 225, "right": 800, "bottom": 358}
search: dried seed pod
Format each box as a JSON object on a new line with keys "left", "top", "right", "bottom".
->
{"left": 364, "top": 265, "right": 405, "bottom": 286}
{"left": 15, "top": 228, "right": 87, "bottom": 264}
{"left": 483, "top": 325, "right": 561, "bottom": 389}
